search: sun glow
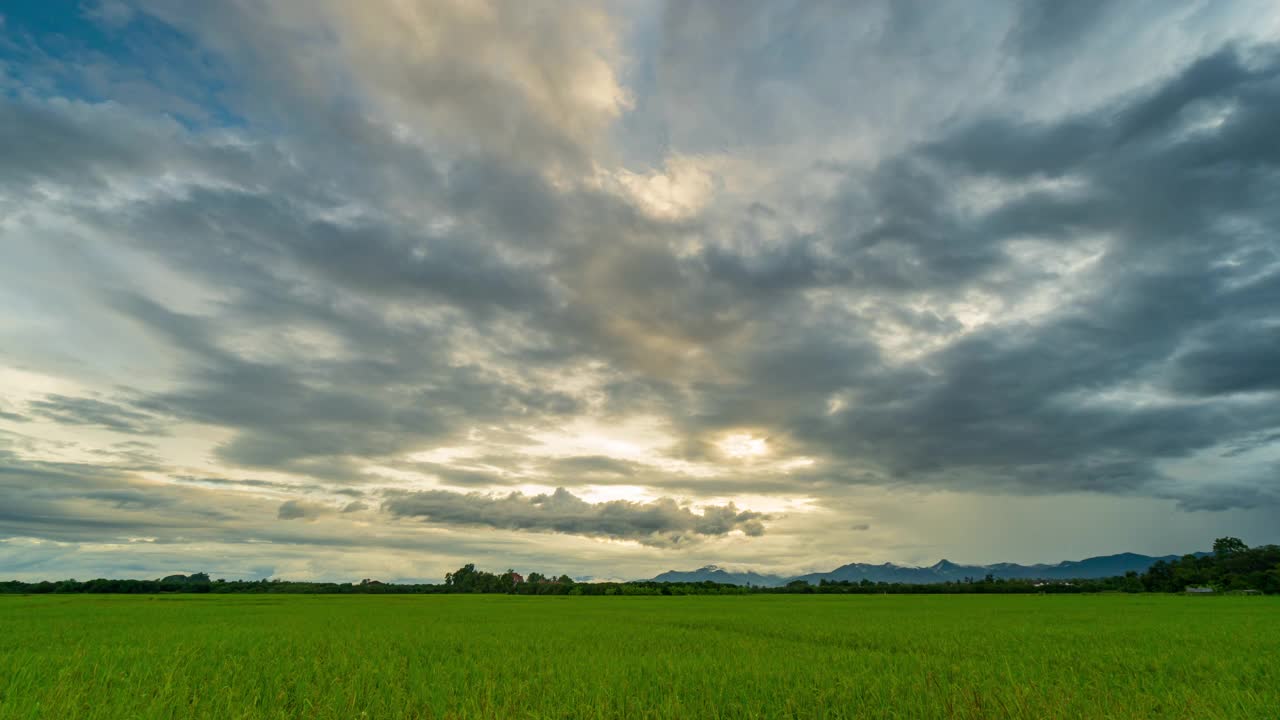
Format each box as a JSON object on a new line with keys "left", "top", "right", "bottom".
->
{"left": 719, "top": 433, "right": 769, "bottom": 460}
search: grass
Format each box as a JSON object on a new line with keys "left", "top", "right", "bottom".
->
{"left": 1, "top": 594, "right": 1277, "bottom": 719}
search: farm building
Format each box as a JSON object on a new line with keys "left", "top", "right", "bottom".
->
{"left": 1184, "top": 586, "right": 1214, "bottom": 594}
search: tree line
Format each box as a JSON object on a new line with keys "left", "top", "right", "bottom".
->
{"left": 1138, "top": 537, "right": 1279, "bottom": 594}
{"left": 3, "top": 538, "right": 1275, "bottom": 596}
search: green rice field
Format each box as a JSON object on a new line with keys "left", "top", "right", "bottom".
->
{"left": 2, "top": 594, "right": 1277, "bottom": 719}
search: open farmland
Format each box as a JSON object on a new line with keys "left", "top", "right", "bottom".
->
{"left": 2, "top": 594, "right": 1277, "bottom": 719}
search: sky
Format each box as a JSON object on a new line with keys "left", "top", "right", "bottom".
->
{"left": 2, "top": 0, "right": 1279, "bottom": 583}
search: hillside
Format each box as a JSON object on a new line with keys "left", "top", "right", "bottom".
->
{"left": 651, "top": 552, "right": 1191, "bottom": 587}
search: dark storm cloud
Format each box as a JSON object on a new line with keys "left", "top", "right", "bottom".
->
{"left": 1174, "top": 484, "right": 1280, "bottom": 512}
{"left": 1163, "top": 459, "right": 1280, "bottom": 511}
{"left": 1168, "top": 326, "right": 1280, "bottom": 397}
{"left": 1172, "top": 484, "right": 1280, "bottom": 512}
{"left": 383, "top": 487, "right": 767, "bottom": 546}
{"left": 772, "top": 44, "right": 1280, "bottom": 499}
{"left": 575, "top": 40, "right": 1280, "bottom": 512}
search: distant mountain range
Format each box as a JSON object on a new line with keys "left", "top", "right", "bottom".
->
{"left": 649, "top": 552, "right": 1202, "bottom": 587}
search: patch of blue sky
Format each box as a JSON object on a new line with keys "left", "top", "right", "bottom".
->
{"left": 0, "top": 0, "right": 242, "bottom": 130}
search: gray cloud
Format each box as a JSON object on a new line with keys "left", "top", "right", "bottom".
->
{"left": 1172, "top": 484, "right": 1280, "bottom": 512}
{"left": 277, "top": 500, "right": 324, "bottom": 521}
{"left": 1169, "top": 326, "right": 1280, "bottom": 397}
{"left": 1, "top": 0, "right": 1279, "bottom": 581}
{"left": 659, "top": 41, "right": 1280, "bottom": 505}
{"left": 1161, "top": 461, "right": 1280, "bottom": 511}
{"left": 25, "top": 394, "right": 167, "bottom": 436}
{"left": 383, "top": 487, "right": 767, "bottom": 547}
{"left": 0, "top": 449, "right": 242, "bottom": 543}
{"left": 545, "top": 456, "right": 643, "bottom": 479}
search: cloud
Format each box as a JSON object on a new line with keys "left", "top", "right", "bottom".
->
{"left": 1, "top": 0, "right": 1279, "bottom": 581}
{"left": 383, "top": 487, "right": 767, "bottom": 546}
{"left": 1160, "top": 461, "right": 1280, "bottom": 511}
{"left": 1172, "top": 484, "right": 1280, "bottom": 512}
{"left": 25, "top": 394, "right": 167, "bottom": 436}
{"left": 0, "top": 449, "right": 240, "bottom": 543}
{"left": 649, "top": 40, "right": 1280, "bottom": 504}
{"left": 139, "top": 0, "right": 631, "bottom": 170}
{"left": 545, "top": 455, "right": 642, "bottom": 479}
{"left": 277, "top": 500, "right": 325, "bottom": 521}
{"left": 1168, "top": 325, "right": 1280, "bottom": 397}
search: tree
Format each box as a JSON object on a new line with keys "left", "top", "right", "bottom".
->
{"left": 1141, "top": 541, "right": 1280, "bottom": 594}
{"left": 1120, "top": 570, "right": 1143, "bottom": 593}
{"left": 1214, "top": 537, "right": 1248, "bottom": 557}
{"left": 445, "top": 564, "right": 479, "bottom": 592}
{"left": 1142, "top": 560, "right": 1175, "bottom": 592}
{"left": 498, "top": 570, "right": 519, "bottom": 592}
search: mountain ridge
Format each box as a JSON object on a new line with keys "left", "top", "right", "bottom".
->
{"left": 649, "top": 552, "right": 1203, "bottom": 587}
